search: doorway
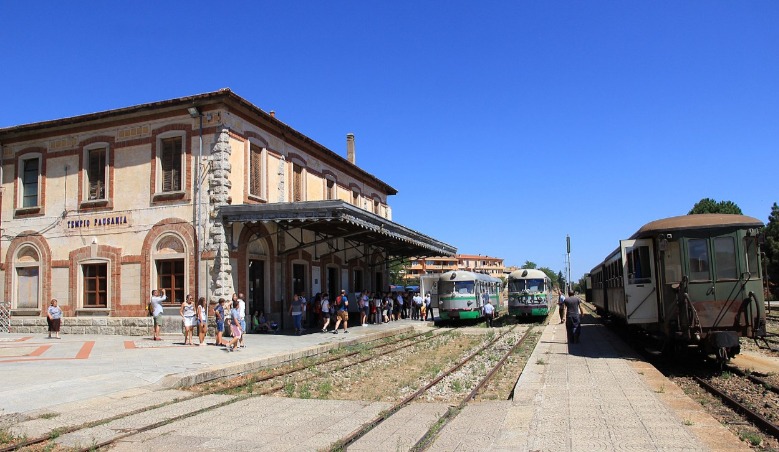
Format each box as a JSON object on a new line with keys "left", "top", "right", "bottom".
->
{"left": 249, "top": 260, "right": 265, "bottom": 318}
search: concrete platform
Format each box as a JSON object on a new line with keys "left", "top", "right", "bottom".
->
{"left": 492, "top": 315, "right": 749, "bottom": 452}
{"left": 0, "top": 320, "right": 419, "bottom": 416}
{"left": 0, "top": 314, "right": 759, "bottom": 451}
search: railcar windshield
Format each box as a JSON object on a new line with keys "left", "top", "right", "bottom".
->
{"left": 440, "top": 280, "right": 475, "bottom": 294}
{"left": 508, "top": 279, "right": 546, "bottom": 292}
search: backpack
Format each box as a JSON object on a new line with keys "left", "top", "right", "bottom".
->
{"left": 147, "top": 302, "right": 154, "bottom": 316}
{"left": 335, "top": 296, "right": 342, "bottom": 306}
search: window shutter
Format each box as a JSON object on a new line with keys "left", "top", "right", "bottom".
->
{"left": 250, "top": 145, "right": 262, "bottom": 196}
{"left": 161, "top": 138, "right": 182, "bottom": 192}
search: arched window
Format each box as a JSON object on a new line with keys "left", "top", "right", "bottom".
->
{"left": 153, "top": 234, "right": 187, "bottom": 304}
{"left": 15, "top": 245, "right": 41, "bottom": 309}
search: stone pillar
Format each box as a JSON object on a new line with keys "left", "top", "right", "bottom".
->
{"left": 209, "top": 128, "right": 233, "bottom": 303}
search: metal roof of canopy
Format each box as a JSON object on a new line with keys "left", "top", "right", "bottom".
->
{"left": 220, "top": 200, "right": 456, "bottom": 258}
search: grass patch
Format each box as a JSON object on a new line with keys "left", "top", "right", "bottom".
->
{"left": 318, "top": 380, "right": 332, "bottom": 398}
{"left": 298, "top": 383, "right": 311, "bottom": 399}
{"left": 683, "top": 418, "right": 694, "bottom": 426}
{"left": 536, "top": 358, "right": 546, "bottom": 365}
{"left": 450, "top": 379, "right": 463, "bottom": 392}
{"left": 39, "top": 412, "right": 59, "bottom": 420}
{"left": 284, "top": 380, "right": 295, "bottom": 397}
{"left": 739, "top": 430, "right": 762, "bottom": 446}
{"left": 654, "top": 384, "right": 665, "bottom": 394}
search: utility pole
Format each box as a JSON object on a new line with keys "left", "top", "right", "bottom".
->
{"left": 566, "top": 234, "right": 571, "bottom": 294}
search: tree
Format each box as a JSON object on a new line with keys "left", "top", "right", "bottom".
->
{"left": 522, "top": 261, "right": 537, "bottom": 269}
{"left": 539, "top": 267, "right": 558, "bottom": 287}
{"left": 765, "top": 202, "right": 779, "bottom": 300}
{"left": 688, "top": 198, "right": 743, "bottom": 215}
{"left": 557, "top": 270, "right": 566, "bottom": 291}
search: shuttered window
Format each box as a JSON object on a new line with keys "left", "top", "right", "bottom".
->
{"left": 250, "top": 144, "right": 263, "bottom": 197}
{"left": 326, "top": 179, "right": 335, "bottom": 200}
{"left": 293, "top": 165, "right": 303, "bottom": 202}
{"left": 22, "top": 158, "right": 39, "bottom": 207}
{"left": 160, "top": 137, "right": 182, "bottom": 192}
{"left": 83, "top": 263, "right": 108, "bottom": 308}
{"left": 88, "top": 147, "right": 106, "bottom": 200}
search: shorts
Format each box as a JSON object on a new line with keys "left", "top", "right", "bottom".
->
{"left": 363, "top": 306, "right": 370, "bottom": 315}
{"left": 322, "top": 312, "right": 331, "bottom": 319}
{"left": 183, "top": 316, "right": 195, "bottom": 328}
{"left": 153, "top": 313, "right": 164, "bottom": 327}
{"left": 337, "top": 310, "right": 349, "bottom": 321}
{"left": 230, "top": 323, "right": 243, "bottom": 337}
{"left": 240, "top": 319, "right": 246, "bottom": 332}
{"left": 216, "top": 321, "right": 225, "bottom": 332}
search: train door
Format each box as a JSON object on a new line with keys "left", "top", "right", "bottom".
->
{"left": 620, "top": 239, "right": 658, "bottom": 324}
{"left": 710, "top": 234, "right": 747, "bottom": 329}
{"left": 684, "top": 237, "right": 717, "bottom": 313}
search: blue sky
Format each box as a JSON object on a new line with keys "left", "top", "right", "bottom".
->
{"left": 2, "top": 1, "right": 778, "bottom": 281}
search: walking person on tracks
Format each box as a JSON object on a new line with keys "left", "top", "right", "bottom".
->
{"left": 563, "top": 290, "right": 584, "bottom": 343}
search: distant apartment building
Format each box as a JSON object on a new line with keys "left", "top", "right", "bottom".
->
{"left": 404, "top": 254, "right": 504, "bottom": 280}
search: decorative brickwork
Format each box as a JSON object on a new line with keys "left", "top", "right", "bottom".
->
{"left": 68, "top": 244, "right": 127, "bottom": 315}
{"left": 4, "top": 232, "right": 52, "bottom": 315}
{"left": 140, "top": 219, "right": 196, "bottom": 308}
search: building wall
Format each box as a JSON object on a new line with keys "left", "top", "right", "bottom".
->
{"left": 0, "top": 94, "right": 398, "bottom": 332}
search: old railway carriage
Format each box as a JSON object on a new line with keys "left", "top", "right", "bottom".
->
{"left": 507, "top": 268, "right": 552, "bottom": 317}
{"left": 438, "top": 271, "right": 502, "bottom": 321}
{"left": 588, "top": 214, "right": 766, "bottom": 362}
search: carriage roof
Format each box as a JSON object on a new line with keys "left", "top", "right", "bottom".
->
{"left": 508, "top": 268, "right": 548, "bottom": 280}
{"left": 440, "top": 270, "right": 501, "bottom": 283}
{"left": 630, "top": 214, "right": 763, "bottom": 239}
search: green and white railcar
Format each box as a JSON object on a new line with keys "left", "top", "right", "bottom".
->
{"left": 438, "top": 271, "right": 502, "bottom": 321}
{"left": 507, "top": 268, "right": 551, "bottom": 317}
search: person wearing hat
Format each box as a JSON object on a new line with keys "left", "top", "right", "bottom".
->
{"left": 332, "top": 289, "right": 349, "bottom": 334}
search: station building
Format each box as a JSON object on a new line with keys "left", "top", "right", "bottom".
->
{"left": 0, "top": 89, "right": 455, "bottom": 334}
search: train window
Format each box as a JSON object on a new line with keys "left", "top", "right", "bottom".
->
{"left": 713, "top": 237, "right": 737, "bottom": 280}
{"left": 627, "top": 246, "right": 652, "bottom": 284}
{"left": 455, "top": 281, "right": 474, "bottom": 294}
{"left": 688, "top": 239, "right": 711, "bottom": 281}
{"left": 744, "top": 237, "right": 760, "bottom": 277}
{"left": 663, "top": 241, "right": 682, "bottom": 283}
{"left": 508, "top": 279, "right": 526, "bottom": 292}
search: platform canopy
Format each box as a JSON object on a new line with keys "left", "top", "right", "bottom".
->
{"left": 220, "top": 200, "right": 456, "bottom": 259}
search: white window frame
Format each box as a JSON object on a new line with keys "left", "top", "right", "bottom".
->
{"left": 18, "top": 153, "right": 42, "bottom": 209}
{"left": 79, "top": 259, "right": 111, "bottom": 310}
{"left": 84, "top": 142, "right": 110, "bottom": 201}
{"left": 155, "top": 131, "right": 187, "bottom": 194}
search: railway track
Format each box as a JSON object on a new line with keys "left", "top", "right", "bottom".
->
{"left": 329, "top": 325, "right": 533, "bottom": 451}
{"left": 0, "top": 328, "right": 445, "bottom": 452}
{"left": 692, "top": 367, "right": 779, "bottom": 442}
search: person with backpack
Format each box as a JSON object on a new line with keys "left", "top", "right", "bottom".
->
{"left": 320, "top": 293, "right": 331, "bottom": 332}
{"left": 332, "top": 289, "right": 349, "bottom": 334}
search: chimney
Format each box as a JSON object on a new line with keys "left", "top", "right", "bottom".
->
{"left": 346, "top": 133, "right": 355, "bottom": 164}
{"left": 269, "top": 110, "right": 276, "bottom": 118}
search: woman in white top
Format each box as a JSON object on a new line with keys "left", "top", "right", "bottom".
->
{"left": 47, "top": 299, "right": 63, "bottom": 339}
{"left": 180, "top": 294, "right": 196, "bottom": 345}
{"left": 196, "top": 297, "right": 208, "bottom": 346}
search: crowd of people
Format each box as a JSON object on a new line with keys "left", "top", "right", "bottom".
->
{"left": 145, "top": 288, "right": 436, "bottom": 348}
{"left": 148, "top": 289, "right": 433, "bottom": 351}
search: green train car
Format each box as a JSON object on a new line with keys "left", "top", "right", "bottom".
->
{"left": 588, "top": 214, "right": 766, "bottom": 364}
{"left": 507, "top": 268, "right": 552, "bottom": 317}
{"left": 438, "top": 271, "right": 501, "bottom": 321}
